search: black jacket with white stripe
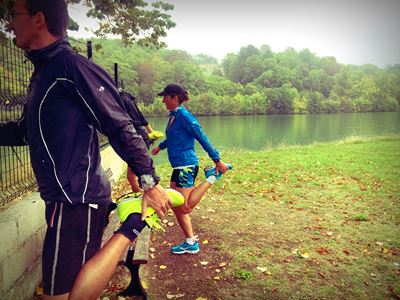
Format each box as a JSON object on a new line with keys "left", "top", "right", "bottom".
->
{"left": 0, "top": 39, "right": 158, "bottom": 205}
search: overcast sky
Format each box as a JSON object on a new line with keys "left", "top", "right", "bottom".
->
{"left": 68, "top": 0, "right": 400, "bottom": 67}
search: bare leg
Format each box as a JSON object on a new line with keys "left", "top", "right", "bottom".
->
{"left": 69, "top": 233, "right": 131, "bottom": 300}
{"left": 127, "top": 166, "right": 141, "bottom": 192}
{"left": 186, "top": 181, "right": 211, "bottom": 210}
{"left": 172, "top": 186, "right": 194, "bottom": 238}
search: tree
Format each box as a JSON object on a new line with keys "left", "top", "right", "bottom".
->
{"left": 1, "top": 0, "right": 176, "bottom": 48}
{"left": 265, "top": 84, "right": 298, "bottom": 115}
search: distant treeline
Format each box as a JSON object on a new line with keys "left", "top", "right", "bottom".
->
{"left": 68, "top": 39, "right": 400, "bottom": 116}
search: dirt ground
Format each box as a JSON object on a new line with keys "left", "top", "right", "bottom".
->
{"left": 99, "top": 180, "right": 239, "bottom": 300}
{"left": 100, "top": 203, "right": 236, "bottom": 300}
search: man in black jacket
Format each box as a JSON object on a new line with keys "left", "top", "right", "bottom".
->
{"left": 0, "top": 0, "right": 171, "bottom": 299}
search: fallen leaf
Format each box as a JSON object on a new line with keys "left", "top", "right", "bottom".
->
{"left": 214, "top": 276, "right": 221, "bottom": 280}
{"left": 149, "top": 247, "right": 156, "bottom": 252}
{"left": 257, "top": 267, "right": 268, "bottom": 273}
{"left": 315, "top": 247, "right": 329, "bottom": 255}
{"left": 300, "top": 252, "right": 310, "bottom": 258}
{"left": 207, "top": 209, "right": 216, "bottom": 213}
{"left": 376, "top": 241, "right": 384, "bottom": 247}
{"left": 162, "top": 219, "right": 168, "bottom": 224}
{"left": 343, "top": 249, "right": 350, "bottom": 255}
{"left": 200, "top": 261, "right": 209, "bottom": 266}
{"left": 196, "top": 297, "right": 208, "bottom": 300}
{"left": 166, "top": 293, "right": 185, "bottom": 299}
{"left": 202, "top": 240, "right": 209, "bottom": 244}
{"left": 219, "top": 262, "right": 228, "bottom": 268}
{"left": 370, "top": 273, "right": 376, "bottom": 277}
{"left": 160, "top": 265, "right": 167, "bottom": 270}
{"left": 150, "top": 253, "right": 155, "bottom": 259}
{"left": 167, "top": 222, "right": 174, "bottom": 226}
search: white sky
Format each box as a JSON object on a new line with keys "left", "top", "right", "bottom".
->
{"left": 68, "top": 0, "right": 400, "bottom": 67}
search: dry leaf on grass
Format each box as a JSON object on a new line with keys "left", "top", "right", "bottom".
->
{"left": 166, "top": 293, "right": 185, "bottom": 299}
{"left": 316, "top": 247, "right": 329, "bottom": 255}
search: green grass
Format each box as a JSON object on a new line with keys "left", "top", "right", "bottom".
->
{"left": 156, "top": 136, "right": 400, "bottom": 299}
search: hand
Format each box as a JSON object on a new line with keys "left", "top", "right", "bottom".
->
{"left": 151, "top": 146, "right": 161, "bottom": 155}
{"left": 215, "top": 160, "right": 230, "bottom": 176}
{"left": 141, "top": 185, "right": 172, "bottom": 220}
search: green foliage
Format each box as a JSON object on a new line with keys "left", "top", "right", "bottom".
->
{"left": 354, "top": 214, "right": 368, "bottom": 221}
{"left": 235, "top": 269, "right": 252, "bottom": 280}
{"left": 1, "top": 0, "right": 175, "bottom": 48}
{"left": 70, "top": 0, "right": 175, "bottom": 47}
{"left": 85, "top": 38, "right": 399, "bottom": 116}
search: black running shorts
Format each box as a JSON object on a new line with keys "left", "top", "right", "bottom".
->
{"left": 42, "top": 202, "right": 108, "bottom": 295}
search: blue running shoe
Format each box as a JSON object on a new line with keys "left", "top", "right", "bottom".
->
{"left": 171, "top": 241, "right": 200, "bottom": 254}
{"left": 204, "top": 163, "right": 233, "bottom": 180}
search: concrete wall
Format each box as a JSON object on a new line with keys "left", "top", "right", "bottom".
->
{"left": 0, "top": 147, "right": 124, "bottom": 300}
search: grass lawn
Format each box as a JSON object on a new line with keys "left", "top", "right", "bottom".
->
{"left": 144, "top": 136, "right": 400, "bottom": 299}
{"left": 103, "top": 136, "right": 399, "bottom": 299}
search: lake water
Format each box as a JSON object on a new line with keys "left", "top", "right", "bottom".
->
{"left": 148, "top": 112, "right": 400, "bottom": 165}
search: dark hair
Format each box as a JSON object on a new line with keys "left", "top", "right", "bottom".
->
{"left": 25, "top": 0, "right": 68, "bottom": 38}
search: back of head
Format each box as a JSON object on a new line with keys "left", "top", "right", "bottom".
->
{"left": 25, "top": 0, "right": 68, "bottom": 38}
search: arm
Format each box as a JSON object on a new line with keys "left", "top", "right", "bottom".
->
{"left": 145, "top": 124, "right": 153, "bottom": 133}
{"left": 133, "top": 100, "right": 149, "bottom": 127}
{"left": 68, "top": 58, "right": 170, "bottom": 217}
{"left": 182, "top": 116, "right": 220, "bottom": 162}
{"left": 181, "top": 115, "right": 230, "bottom": 174}
{"left": 68, "top": 60, "right": 154, "bottom": 180}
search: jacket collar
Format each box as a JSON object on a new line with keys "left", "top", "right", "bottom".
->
{"left": 168, "top": 104, "right": 183, "bottom": 117}
{"left": 26, "top": 38, "right": 71, "bottom": 68}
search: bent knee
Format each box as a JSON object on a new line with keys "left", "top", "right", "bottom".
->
{"left": 173, "top": 203, "right": 192, "bottom": 214}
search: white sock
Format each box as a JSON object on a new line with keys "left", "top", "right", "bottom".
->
{"left": 206, "top": 175, "right": 217, "bottom": 185}
{"left": 185, "top": 237, "right": 195, "bottom": 245}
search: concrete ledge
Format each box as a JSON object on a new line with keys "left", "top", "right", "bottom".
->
{"left": 0, "top": 146, "right": 125, "bottom": 300}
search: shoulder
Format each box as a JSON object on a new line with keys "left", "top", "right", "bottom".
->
{"left": 62, "top": 50, "right": 105, "bottom": 74}
{"left": 179, "top": 107, "right": 199, "bottom": 127}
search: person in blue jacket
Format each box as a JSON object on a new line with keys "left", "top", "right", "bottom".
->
{"left": 152, "top": 83, "right": 232, "bottom": 254}
{"left": 0, "top": 0, "right": 171, "bottom": 298}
